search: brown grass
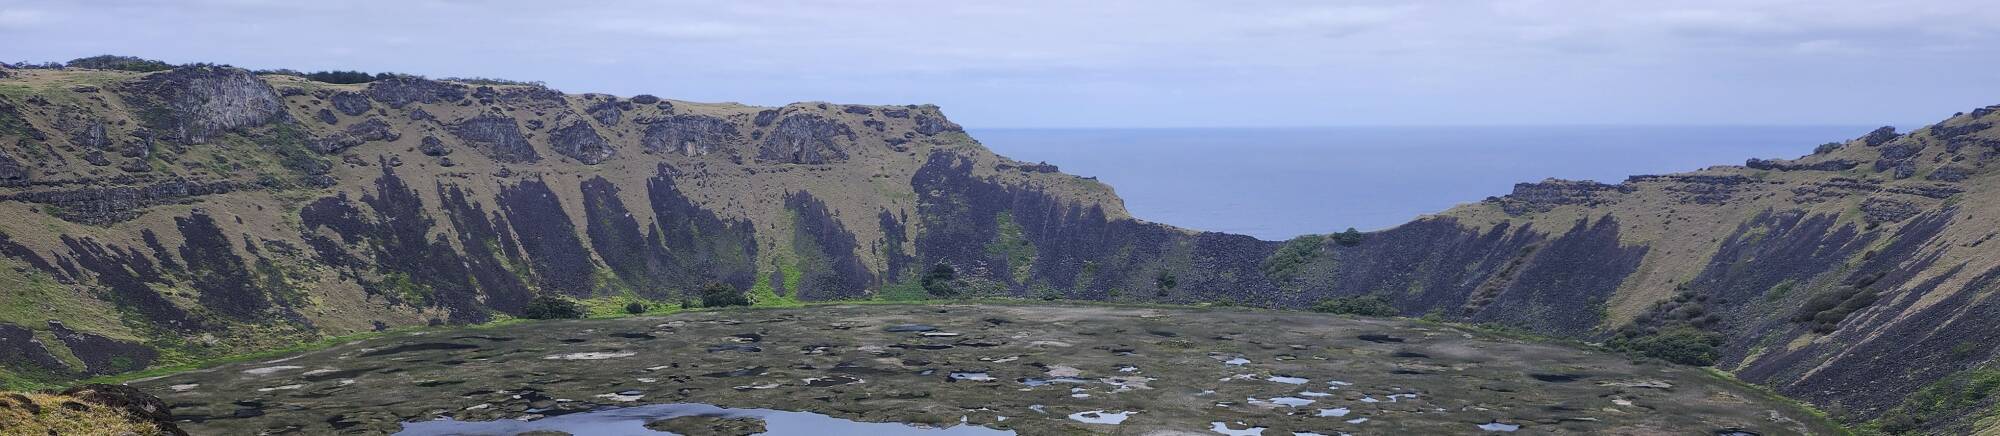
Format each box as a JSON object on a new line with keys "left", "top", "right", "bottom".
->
{"left": 0, "top": 391, "right": 166, "bottom": 436}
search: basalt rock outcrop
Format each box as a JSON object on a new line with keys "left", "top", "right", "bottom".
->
{"left": 3, "top": 62, "right": 2000, "bottom": 434}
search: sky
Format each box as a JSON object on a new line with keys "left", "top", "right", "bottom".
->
{"left": 2, "top": 0, "right": 1996, "bottom": 128}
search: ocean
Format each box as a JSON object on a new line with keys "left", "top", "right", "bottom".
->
{"left": 970, "top": 126, "right": 1880, "bottom": 240}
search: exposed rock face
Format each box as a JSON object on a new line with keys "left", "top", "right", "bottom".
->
{"left": 46, "top": 321, "right": 156, "bottom": 375}
{"left": 449, "top": 115, "right": 539, "bottom": 163}
{"left": 586, "top": 98, "right": 628, "bottom": 126}
{"left": 0, "top": 322, "right": 67, "bottom": 374}
{"left": 1928, "top": 165, "right": 1972, "bottom": 182}
{"left": 758, "top": 114, "right": 852, "bottom": 164}
{"left": 1860, "top": 197, "right": 1920, "bottom": 223}
{"left": 0, "top": 178, "right": 241, "bottom": 225}
{"left": 1862, "top": 126, "right": 1899, "bottom": 147}
{"left": 60, "top": 383, "right": 189, "bottom": 436}
{"left": 1747, "top": 158, "right": 1859, "bottom": 172}
{"left": 122, "top": 66, "right": 287, "bottom": 144}
{"left": 1484, "top": 179, "right": 1633, "bottom": 215}
{"left": 547, "top": 121, "right": 614, "bottom": 164}
{"left": 419, "top": 135, "right": 450, "bottom": 156}
{"left": 640, "top": 114, "right": 739, "bottom": 156}
{"left": 0, "top": 151, "right": 26, "bottom": 181}
{"left": 329, "top": 91, "right": 373, "bottom": 116}
{"left": 366, "top": 75, "right": 467, "bottom": 108}
{"left": 310, "top": 118, "right": 400, "bottom": 153}
{"left": 914, "top": 112, "right": 962, "bottom": 135}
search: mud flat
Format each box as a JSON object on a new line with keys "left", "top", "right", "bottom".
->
{"left": 133, "top": 304, "right": 1838, "bottom": 435}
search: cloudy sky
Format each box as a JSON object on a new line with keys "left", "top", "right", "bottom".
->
{"left": 2, "top": 0, "right": 1996, "bottom": 127}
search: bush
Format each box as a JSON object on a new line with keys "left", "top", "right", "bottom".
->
{"left": 1609, "top": 327, "right": 1723, "bottom": 366}
{"left": 700, "top": 282, "right": 751, "bottom": 308}
{"left": 1261, "top": 235, "right": 1327, "bottom": 279}
{"left": 921, "top": 263, "right": 957, "bottom": 297}
{"left": 1154, "top": 270, "right": 1178, "bottom": 292}
{"left": 1331, "top": 228, "right": 1365, "bottom": 246}
{"left": 624, "top": 302, "right": 648, "bottom": 315}
{"left": 66, "top": 55, "right": 174, "bottom": 72}
{"left": 1309, "top": 295, "right": 1398, "bottom": 317}
{"left": 521, "top": 295, "right": 585, "bottom": 320}
{"left": 1873, "top": 367, "right": 2000, "bottom": 434}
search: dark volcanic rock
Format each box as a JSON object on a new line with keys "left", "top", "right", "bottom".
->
{"left": 1862, "top": 126, "right": 1899, "bottom": 147}
{"left": 366, "top": 75, "right": 467, "bottom": 108}
{"left": 785, "top": 192, "right": 875, "bottom": 298}
{"left": 1860, "top": 197, "right": 1920, "bottom": 223}
{"left": 122, "top": 65, "right": 287, "bottom": 144}
{"left": 641, "top": 115, "right": 739, "bottom": 156}
{"left": 60, "top": 383, "right": 188, "bottom": 436}
{"left": 314, "top": 108, "right": 338, "bottom": 125}
{"left": 1486, "top": 179, "right": 1633, "bottom": 215}
{"left": 449, "top": 115, "right": 539, "bottom": 163}
{"left": 914, "top": 112, "right": 962, "bottom": 135}
{"left": 547, "top": 121, "right": 614, "bottom": 164}
{"left": 46, "top": 321, "right": 156, "bottom": 375}
{"left": 586, "top": 99, "right": 628, "bottom": 126}
{"left": 1927, "top": 165, "right": 1972, "bottom": 182}
{"left": 310, "top": 118, "right": 400, "bottom": 153}
{"left": 0, "top": 322, "right": 69, "bottom": 374}
{"left": 329, "top": 91, "right": 373, "bottom": 116}
{"left": 0, "top": 178, "right": 241, "bottom": 225}
{"left": 419, "top": 135, "right": 450, "bottom": 156}
{"left": 758, "top": 114, "right": 853, "bottom": 164}
{"left": 1746, "top": 158, "right": 1859, "bottom": 172}
{"left": 630, "top": 94, "right": 661, "bottom": 105}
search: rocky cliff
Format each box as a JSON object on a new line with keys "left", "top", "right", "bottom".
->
{"left": 1, "top": 62, "right": 1998, "bottom": 433}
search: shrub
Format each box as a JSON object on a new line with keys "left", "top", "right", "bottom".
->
{"left": 521, "top": 295, "right": 585, "bottom": 320}
{"left": 1309, "top": 295, "right": 1398, "bottom": 317}
{"left": 699, "top": 282, "right": 750, "bottom": 308}
{"left": 65, "top": 55, "right": 174, "bottom": 72}
{"left": 1609, "top": 327, "right": 1724, "bottom": 366}
{"left": 1154, "top": 270, "right": 1178, "bottom": 291}
{"left": 1873, "top": 367, "right": 2000, "bottom": 434}
{"left": 1330, "top": 228, "right": 1365, "bottom": 246}
{"left": 624, "top": 302, "right": 648, "bottom": 315}
{"left": 1261, "top": 235, "right": 1327, "bottom": 279}
{"left": 921, "top": 263, "right": 957, "bottom": 297}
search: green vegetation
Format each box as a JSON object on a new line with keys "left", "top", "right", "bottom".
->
{"left": 1794, "top": 272, "right": 1885, "bottom": 333}
{"left": 1872, "top": 366, "right": 2000, "bottom": 434}
{"left": 985, "top": 212, "right": 1036, "bottom": 283}
{"left": 1261, "top": 234, "right": 1326, "bottom": 280}
{"left": 1331, "top": 227, "right": 1365, "bottom": 246}
{"left": 521, "top": 296, "right": 585, "bottom": 320}
{"left": 65, "top": 55, "right": 174, "bottom": 72}
{"left": 623, "top": 302, "right": 648, "bottom": 315}
{"left": 1153, "top": 269, "right": 1177, "bottom": 294}
{"left": 921, "top": 263, "right": 957, "bottom": 297}
{"left": 700, "top": 282, "right": 751, "bottom": 308}
{"left": 1608, "top": 326, "right": 1725, "bottom": 366}
{"left": 1309, "top": 295, "right": 1399, "bottom": 317}
{"left": 252, "top": 69, "right": 393, "bottom": 84}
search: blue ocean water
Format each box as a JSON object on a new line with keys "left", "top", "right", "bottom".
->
{"left": 970, "top": 126, "right": 1878, "bottom": 240}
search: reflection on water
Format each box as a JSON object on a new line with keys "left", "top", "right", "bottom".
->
{"left": 396, "top": 403, "right": 1014, "bottom": 435}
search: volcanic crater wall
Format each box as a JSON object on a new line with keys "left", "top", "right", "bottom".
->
{"left": 4, "top": 64, "right": 2000, "bottom": 432}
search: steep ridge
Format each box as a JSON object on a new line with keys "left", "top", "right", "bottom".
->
{"left": 1, "top": 62, "right": 1998, "bottom": 432}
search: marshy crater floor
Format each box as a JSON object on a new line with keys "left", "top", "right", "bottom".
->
{"left": 133, "top": 304, "right": 1836, "bottom": 435}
